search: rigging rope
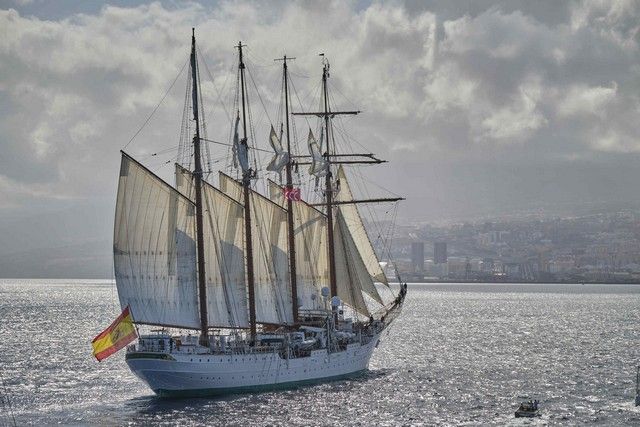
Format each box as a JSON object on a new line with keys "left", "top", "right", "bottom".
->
{"left": 178, "top": 60, "right": 193, "bottom": 169}
{"left": 197, "top": 44, "right": 234, "bottom": 123}
{"left": 123, "top": 57, "right": 189, "bottom": 150}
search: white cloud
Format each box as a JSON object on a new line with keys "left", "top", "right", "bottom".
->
{"left": 558, "top": 83, "right": 617, "bottom": 118}
{"left": 480, "top": 79, "right": 547, "bottom": 140}
{"left": 0, "top": 0, "right": 639, "bottom": 216}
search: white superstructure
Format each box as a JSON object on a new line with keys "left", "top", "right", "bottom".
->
{"left": 125, "top": 304, "right": 403, "bottom": 396}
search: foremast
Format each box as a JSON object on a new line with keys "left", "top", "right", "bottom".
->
{"left": 190, "top": 29, "right": 209, "bottom": 346}
{"left": 237, "top": 42, "right": 258, "bottom": 341}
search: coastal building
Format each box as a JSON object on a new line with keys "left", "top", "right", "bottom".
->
{"left": 411, "top": 242, "right": 425, "bottom": 273}
{"left": 434, "top": 241, "right": 447, "bottom": 264}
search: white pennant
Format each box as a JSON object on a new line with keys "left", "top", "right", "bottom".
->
{"left": 266, "top": 125, "right": 289, "bottom": 174}
{"left": 232, "top": 114, "right": 250, "bottom": 173}
{"left": 308, "top": 129, "right": 328, "bottom": 178}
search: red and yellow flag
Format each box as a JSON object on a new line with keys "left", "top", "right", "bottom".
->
{"left": 92, "top": 306, "right": 137, "bottom": 362}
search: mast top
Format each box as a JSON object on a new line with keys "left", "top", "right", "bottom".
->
{"left": 236, "top": 41, "right": 247, "bottom": 69}
{"left": 321, "top": 54, "right": 330, "bottom": 75}
{"left": 274, "top": 55, "right": 296, "bottom": 63}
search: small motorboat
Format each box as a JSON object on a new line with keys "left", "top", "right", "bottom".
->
{"left": 515, "top": 400, "right": 540, "bottom": 418}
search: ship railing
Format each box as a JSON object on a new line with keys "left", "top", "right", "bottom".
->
{"left": 298, "top": 309, "right": 330, "bottom": 321}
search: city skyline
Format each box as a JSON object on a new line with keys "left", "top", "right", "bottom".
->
{"left": 392, "top": 209, "right": 640, "bottom": 284}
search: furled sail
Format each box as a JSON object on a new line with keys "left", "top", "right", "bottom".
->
{"left": 114, "top": 153, "right": 200, "bottom": 329}
{"left": 266, "top": 125, "right": 289, "bottom": 175}
{"left": 268, "top": 180, "right": 329, "bottom": 311}
{"left": 219, "top": 173, "right": 294, "bottom": 325}
{"left": 307, "top": 129, "right": 328, "bottom": 178}
{"left": 176, "top": 165, "right": 250, "bottom": 328}
{"left": 232, "top": 114, "right": 250, "bottom": 173}
{"left": 335, "top": 166, "right": 389, "bottom": 287}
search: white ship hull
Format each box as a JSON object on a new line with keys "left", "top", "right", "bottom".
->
{"left": 126, "top": 333, "right": 381, "bottom": 397}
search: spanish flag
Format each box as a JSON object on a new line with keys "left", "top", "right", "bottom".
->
{"left": 92, "top": 306, "right": 137, "bottom": 362}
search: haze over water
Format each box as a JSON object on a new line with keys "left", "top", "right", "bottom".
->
{"left": 1, "top": 280, "right": 639, "bottom": 425}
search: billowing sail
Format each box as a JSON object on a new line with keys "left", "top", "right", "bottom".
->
{"left": 114, "top": 153, "right": 200, "bottom": 329}
{"left": 269, "top": 180, "right": 329, "bottom": 311}
{"left": 335, "top": 166, "right": 389, "bottom": 287}
{"left": 219, "top": 173, "right": 294, "bottom": 325}
{"left": 176, "top": 165, "right": 250, "bottom": 328}
{"left": 269, "top": 177, "right": 382, "bottom": 314}
{"left": 334, "top": 210, "right": 380, "bottom": 317}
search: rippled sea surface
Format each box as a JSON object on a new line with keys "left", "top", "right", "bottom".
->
{"left": 1, "top": 280, "right": 640, "bottom": 426}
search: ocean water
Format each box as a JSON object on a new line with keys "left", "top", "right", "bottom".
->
{"left": 1, "top": 280, "right": 639, "bottom": 426}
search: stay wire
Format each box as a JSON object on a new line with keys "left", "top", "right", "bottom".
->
{"left": 329, "top": 79, "right": 359, "bottom": 112}
{"left": 245, "top": 47, "right": 279, "bottom": 69}
{"left": 123, "top": 57, "right": 189, "bottom": 150}
{"left": 197, "top": 44, "right": 234, "bottom": 123}
{"left": 245, "top": 63, "right": 274, "bottom": 127}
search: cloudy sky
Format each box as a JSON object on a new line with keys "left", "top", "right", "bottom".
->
{"left": 1, "top": 0, "right": 639, "bottom": 277}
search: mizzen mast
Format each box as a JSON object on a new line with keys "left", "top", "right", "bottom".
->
{"left": 292, "top": 59, "right": 405, "bottom": 300}
{"left": 292, "top": 59, "right": 362, "bottom": 299}
{"left": 191, "top": 29, "right": 209, "bottom": 346}
{"left": 237, "top": 41, "right": 258, "bottom": 341}
{"left": 321, "top": 62, "right": 339, "bottom": 298}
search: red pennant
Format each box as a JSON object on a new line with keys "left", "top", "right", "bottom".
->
{"left": 284, "top": 187, "right": 301, "bottom": 201}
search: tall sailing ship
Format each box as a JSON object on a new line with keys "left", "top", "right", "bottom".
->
{"left": 113, "top": 30, "right": 406, "bottom": 397}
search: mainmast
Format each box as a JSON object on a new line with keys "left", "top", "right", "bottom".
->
{"left": 237, "top": 42, "right": 257, "bottom": 341}
{"left": 191, "top": 29, "right": 209, "bottom": 346}
{"left": 276, "top": 55, "right": 299, "bottom": 323}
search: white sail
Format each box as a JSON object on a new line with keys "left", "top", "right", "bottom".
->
{"left": 268, "top": 180, "right": 329, "bottom": 311}
{"left": 268, "top": 179, "right": 282, "bottom": 204}
{"left": 220, "top": 173, "right": 294, "bottom": 325}
{"left": 333, "top": 210, "right": 376, "bottom": 317}
{"left": 114, "top": 153, "right": 200, "bottom": 329}
{"left": 176, "top": 165, "right": 250, "bottom": 328}
{"left": 336, "top": 166, "right": 389, "bottom": 287}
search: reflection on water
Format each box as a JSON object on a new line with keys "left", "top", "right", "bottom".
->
{"left": 1, "top": 280, "right": 639, "bottom": 425}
